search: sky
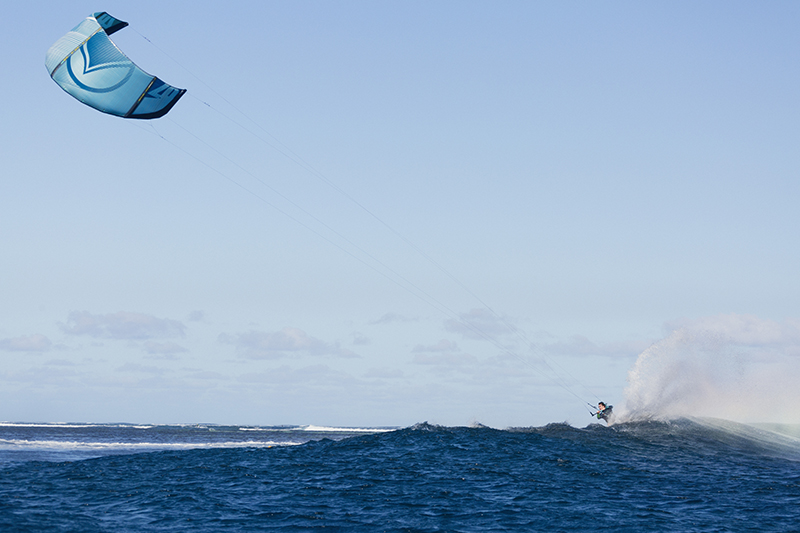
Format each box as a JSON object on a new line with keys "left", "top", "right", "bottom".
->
{"left": 2, "top": 1, "right": 800, "bottom": 428}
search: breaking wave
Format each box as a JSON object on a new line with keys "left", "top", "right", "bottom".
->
{"left": 620, "top": 314, "right": 800, "bottom": 423}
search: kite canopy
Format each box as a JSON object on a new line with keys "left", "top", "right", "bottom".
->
{"left": 46, "top": 12, "right": 185, "bottom": 119}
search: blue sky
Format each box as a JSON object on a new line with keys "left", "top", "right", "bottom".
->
{"left": 2, "top": 1, "right": 800, "bottom": 427}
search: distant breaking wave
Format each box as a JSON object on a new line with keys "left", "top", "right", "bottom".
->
{"left": 0, "top": 423, "right": 395, "bottom": 464}
{"left": 0, "top": 438, "right": 296, "bottom": 450}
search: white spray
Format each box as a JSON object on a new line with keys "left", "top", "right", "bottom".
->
{"left": 619, "top": 314, "right": 800, "bottom": 424}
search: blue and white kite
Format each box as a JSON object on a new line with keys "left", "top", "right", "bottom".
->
{"left": 46, "top": 12, "right": 185, "bottom": 119}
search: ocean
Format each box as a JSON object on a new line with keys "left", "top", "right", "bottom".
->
{"left": 1, "top": 419, "right": 799, "bottom": 532}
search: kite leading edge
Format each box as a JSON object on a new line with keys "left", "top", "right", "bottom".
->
{"left": 45, "top": 12, "right": 185, "bottom": 119}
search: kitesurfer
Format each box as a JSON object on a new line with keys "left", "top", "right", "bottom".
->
{"left": 594, "top": 402, "right": 613, "bottom": 422}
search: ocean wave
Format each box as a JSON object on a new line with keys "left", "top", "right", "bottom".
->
{"left": 300, "top": 425, "right": 396, "bottom": 433}
{"left": 0, "top": 422, "right": 156, "bottom": 430}
{"left": 0, "top": 438, "right": 299, "bottom": 450}
{"left": 5, "top": 419, "right": 797, "bottom": 464}
{"left": 3, "top": 417, "right": 798, "bottom": 532}
{"left": 405, "top": 418, "right": 800, "bottom": 461}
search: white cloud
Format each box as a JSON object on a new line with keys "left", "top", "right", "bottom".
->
{"left": 0, "top": 334, "right": 52, "bottom": 352}
{"left": 370, "top": 312, "right": 416, "bottom": 325}
{"left": 61, "top": 311, "right": 186, "bottom": 340}
{"left": 220, "top": 327, "right": 359, "bottom": 359}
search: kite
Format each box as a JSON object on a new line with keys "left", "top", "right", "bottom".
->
{"left": 46, "top": 12, "right": 185, "bottom": 119}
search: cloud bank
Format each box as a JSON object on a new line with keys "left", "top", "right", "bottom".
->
{"left": 220, "top": 327, "right": 359, "bottom": 359}
{"left": 0, "top": 334, "right": 52, "bottom": 352}
{"left": 62, "top": 311, "right": 186, "bottom": 340}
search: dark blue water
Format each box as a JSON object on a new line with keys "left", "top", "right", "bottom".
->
{"left": 1, "top": 419, "right": 799, "bottom": 531}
